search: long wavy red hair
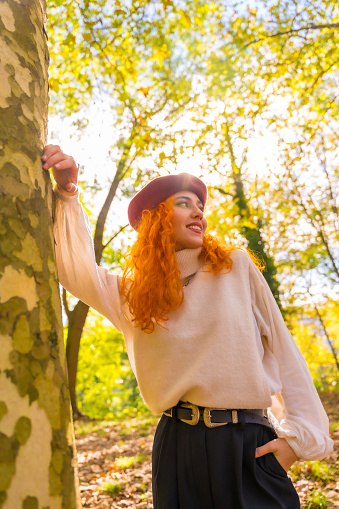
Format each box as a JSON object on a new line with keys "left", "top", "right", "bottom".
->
{"left": 121, "top": 200, "right": 263, "bottom": 333}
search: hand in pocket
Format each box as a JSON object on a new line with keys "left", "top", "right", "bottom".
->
{"left": 255, "top": 437, "right": 298, "bottom": 472}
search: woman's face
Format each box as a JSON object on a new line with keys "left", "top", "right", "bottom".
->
{"left": 170, "top": 191, "right": 208, "bottom": 251}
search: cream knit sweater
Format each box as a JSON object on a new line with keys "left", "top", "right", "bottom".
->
{"left": 53, "top": 187, "right": 333, "bottom": 461}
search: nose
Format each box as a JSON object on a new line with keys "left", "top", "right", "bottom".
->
{"left": 191, "top": 205, "right": 203, "bottom": 219}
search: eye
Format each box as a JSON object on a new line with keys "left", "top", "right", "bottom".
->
{"left": 175, "top": 200, "right": 189, "bottom": 207}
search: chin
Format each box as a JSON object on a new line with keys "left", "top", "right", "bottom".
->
{"left": 176, "top": 239, "right": 204, "bottom": 250}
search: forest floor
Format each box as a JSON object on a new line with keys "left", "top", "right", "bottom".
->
{"left": 75, "top": 391, "right": 339, "bottom": 509}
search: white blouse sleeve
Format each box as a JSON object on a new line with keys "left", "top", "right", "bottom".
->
{"left": 53, "top": 186, "right": 125, "bottom": 333}
{"left": 249, "top": 259, "right": 333, "bottom": 461}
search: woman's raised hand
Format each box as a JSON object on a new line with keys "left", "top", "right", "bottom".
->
{"left": 42, "top": 144, "right": 79, "bottom": 194}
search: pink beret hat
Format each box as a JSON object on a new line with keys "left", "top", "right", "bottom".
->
{"left": 128, "top": 172, "right": 207, "bottom": 230}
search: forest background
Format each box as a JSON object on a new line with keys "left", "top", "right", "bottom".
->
{"left": 44, "top": 0, "right": 339, "bottom": 507}
{"left": 47, "top": 0, "right": 339, "bottom": 421}
{"left": 1, "top": 0, "right": 338, "bottom": 508}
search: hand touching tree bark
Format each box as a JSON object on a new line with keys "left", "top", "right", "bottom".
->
{"left": 42, "top": 144, "right": 79, "bottom": 194}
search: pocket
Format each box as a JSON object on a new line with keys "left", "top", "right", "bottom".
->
{"left": 267, "top": 452, "right": 288, "bottom": 477}
{"left": 255, "top": 426, "right": 288, "bottom": 479}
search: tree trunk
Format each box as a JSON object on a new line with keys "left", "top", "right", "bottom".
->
{"left": 65, "top": 301, "right": 89, "bottom": 419}
{"left": 314, "top": 305, "right": 339, "bottom": 372}
{"left": 0, "top": 1, "right": 81, "bottom": 507}
{"left": 231, "top": 168, "right": 282, "bottom": 307}
{"left": 223, "top": 123, "right": 282, "bottom": 309}
{"left": 65, "top": 136, "right": 134, "bottom": 416}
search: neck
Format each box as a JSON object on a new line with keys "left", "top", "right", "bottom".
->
{"left": 176, "top": 247, "right": 203, "bottom": 279}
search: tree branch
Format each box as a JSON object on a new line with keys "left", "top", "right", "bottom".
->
{"left": 93, "top": 131, "right": 136, "bottom": 264}
{"left": 245, "top": 23, "right": 339, "bottom": 47}
{"left": 309, "top": 295, "right": 339, "bottom": 372}
{"left": 102, "top": 223, "right": 129, "bottom": 250}
{"left": 289, "top": 169, "right": 339, "bottom": 282}
{"left": 62, "top": 288, "right": 71, "bottom": 320}
{"left": 215, "top": 186, "right": 234, "bottom": 197}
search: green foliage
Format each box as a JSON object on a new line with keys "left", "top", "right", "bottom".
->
{"left": 290, "top": 459, "right": 339, "bottom": 485}
{"left": 303, "top": 461, "right": 332, "bottom": 482}
{"left": 228, "top": 1, "right": 339, "bottom": 118}
{"left": 330, "top": 421, "right": 339, "bottom": 432}
{"left": 100, "top": 481, "right": 123, "bottom": 495}
{"left": 305, "top": 489, "right": 329, "bottom": 509}
{"left": 73, "top": 414, "right": 157, "bottom": 437}
{"left": 139, "top": 492, "right": 150, "bottom": 502}
{"left": 117, "top": 416, "right": 157, "bottom": 436}
{"left": 73, "top": 419, "right": 116, "bottom": 437}
{"left": 49, "top": 0, "right": 339, "bottom": 411}
{"left": 288, "top": 317, "right": 338, "bottom": 390}
{"left": 114, "top": 453, "right": 148, "bottom": 470}
{"left": 76, "top": 312, "right": 149, "bottom": 418}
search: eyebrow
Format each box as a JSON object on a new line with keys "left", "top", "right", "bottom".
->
{"left": 174, "top": 195, "right": 203, "bottom": 206}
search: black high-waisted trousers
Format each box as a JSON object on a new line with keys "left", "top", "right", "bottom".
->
{"left": 152, "top": 414, "right": 300, "bottom": 509}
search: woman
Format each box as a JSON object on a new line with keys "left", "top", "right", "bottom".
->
{"left": 42, "top": 144, "right": 333, "bottom": 509}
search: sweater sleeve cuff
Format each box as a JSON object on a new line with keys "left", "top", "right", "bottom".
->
{"left": 53, "top": 184, "right": 80, "bottom": 203}
{"left": 269, "top": 411, "right": 334, "bottom": 461}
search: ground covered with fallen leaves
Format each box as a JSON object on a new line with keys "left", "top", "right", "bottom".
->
{"left": 75, "top": 392, "right": 339, "bottom": 509}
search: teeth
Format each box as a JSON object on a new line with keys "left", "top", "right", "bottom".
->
{"left": 187, "top": 226, "right": 201, "bottom": 232}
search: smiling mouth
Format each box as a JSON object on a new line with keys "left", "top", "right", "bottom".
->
{"left": 186, "top": 225, "right": 202, "bottom": 233}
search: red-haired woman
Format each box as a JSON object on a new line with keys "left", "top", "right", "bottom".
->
{"left": 43, "top": 145, "right": 333, "bottom": 509}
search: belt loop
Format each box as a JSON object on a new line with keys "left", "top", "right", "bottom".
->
{"left": 232, "top": 410, "right": 238, "bottom": 424}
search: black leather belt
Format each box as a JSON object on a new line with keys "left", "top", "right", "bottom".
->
{"left": 164, "top": 402, "right": 271, "bottom": 429}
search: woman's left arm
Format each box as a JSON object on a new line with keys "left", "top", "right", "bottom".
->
{"left": 249, "top": 260, "right": 334, "bottom": 463}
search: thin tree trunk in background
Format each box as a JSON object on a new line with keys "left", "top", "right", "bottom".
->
{"left": 66, "top": 300, "right": 89, "bottom": 419}
{"left": 0, "top": 1, "right": 81, "bottom": 507}
{"left": 314, "top": 305, "right": 339, "bottom": 371}
{"left": 223, "top": 124, "right": 282, "bottom": 309}
{"left": 65, "top": 140, "right": 133, "bottom": 416}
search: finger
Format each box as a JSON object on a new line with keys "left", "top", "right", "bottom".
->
{"left": 42, "top": 144, "right": 62, "bottom": 161}
{"left": 255, "top": 439, "right": 278, "bottom": 458}
{"left": 43, "top": 153, "right": 69, "bottom": 170}
{"left": 255, "top": 444, "right": 270, "bottom": 458}
{"left": 53, "top": 157, "right": 78, "bottom": 171}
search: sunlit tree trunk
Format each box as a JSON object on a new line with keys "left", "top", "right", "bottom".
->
{"left": 0, "top": 1, "right": 81, "bottom": 507}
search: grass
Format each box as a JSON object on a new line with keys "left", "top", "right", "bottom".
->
{"left": 139, "top": 430, "right": 153, "bottom": 437}
{"left": 290, "top": 460, "right": 335, "bottom": 483}
{"left": 305, "top": 489, "right": 328, "bottom": 509}
{"left": 118, "top": 416, "right": 158, "bottom": 434}
{"left": 100, "top": 481, "right": 124, "bottom": 495}
{"left": 139, "top": 492, "right": 151, "bottom": 503}
{"left": 74, "top": 414, "right": 158, "bottom": 437}
{"left": 141, "top": 481, "right": 148, "bottom": 492}
{"left": 74, "top": 419, "right": 116, "bottom": 436}
{"left": 114, "top": 452, "right": 149, "bottom": 470}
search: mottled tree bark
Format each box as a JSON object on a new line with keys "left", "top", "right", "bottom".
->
{"left": 0, "top": 1, "right": 81, "bottom": 507}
